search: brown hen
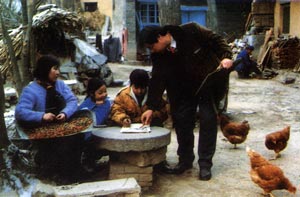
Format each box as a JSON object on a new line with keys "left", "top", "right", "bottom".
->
{"left": 246, "top": 147, "right": 296, "bottom": 197}
{"left": 219, "top": 114, "right": 250, "bottom": 148}
{"left": 265, "top": 126, "right": 290, "bottom": 160}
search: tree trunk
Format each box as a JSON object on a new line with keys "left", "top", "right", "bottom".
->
{"left": 21, "top": 0, "right": 28, "bottom": 26}
{"left": 157, "top": 0, "right": 181, "bottom": 26}
{"left": 55, "top": 0, "right": 61, "bottom": 8}
{"left": 21, "top": 0, "right": 37, "bottom": 87}
{"left": 8, "top": 0, "right": 13, "bottom": 8}
{"left": 0, "top": 14, "right": 23, "bottom": 95}
{"left": 62, "top": 0, "right": 74, "bottom": 10}
{"left": 0, "top": 72, "right": 9, "bottom": 150}
{"left": 74, "top": 0, "right": 82, "bottom": 12}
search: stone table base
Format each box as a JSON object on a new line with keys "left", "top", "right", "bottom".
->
{"left": 109, "top": 161, "right": 153, "bottom": 188}
{"left": 108, "top": 146, "right": 167, "bottom": 187}
{"left": 92, "top": 126, "right": 171, "bottom": 188}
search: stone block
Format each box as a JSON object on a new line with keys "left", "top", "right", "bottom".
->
{"left": 53, "top": 178, "right": 141, "bottom": 197}
{"left": 109, "top": 162, "right": 153, "bottom": 188}
{"left": 138, "top": 181, "right": 152, "bottom": 187}
{"left": 110, "top": 163, "right": 126, "bottom": 173}
{"left": 111, "top": 147, "right": 167, "bottom": 167}
{"left": 138, "top": 174, "right": 153, "bottom": 182}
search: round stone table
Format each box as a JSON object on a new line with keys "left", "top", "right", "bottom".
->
{"left": 91, "top": 126, "right": 171, "bottom": 188}
{"left": 91, "top": 126, "right": 171, "bottom": 152}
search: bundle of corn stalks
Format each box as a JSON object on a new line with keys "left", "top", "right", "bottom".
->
{"left": 0, "top": 7, "right": 84, "bottom": 77}
{"left": 32, "top": 7, "right": 83, "bottom": 35}
{"left": 79, "top": 10, "right": 105, "bottom": 31}
{"left": 0, "top": 26, "right": 23, "bottom": 76}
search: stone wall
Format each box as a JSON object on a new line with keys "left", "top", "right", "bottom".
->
{"left": 125, "top": 0, "right": 137, "bottom": 61}
{"left": 207, "top": 0, "right": 252, "bottom": 38}
{"left": 290, "top": 2, "right": 300, "bottom": 37}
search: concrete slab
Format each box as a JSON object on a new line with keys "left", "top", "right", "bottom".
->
{"left": 53, "top": 177, "right": 141, "bottom": 197}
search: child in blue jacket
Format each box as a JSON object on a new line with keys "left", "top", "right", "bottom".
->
{"left": 78, "top": 78, "right": 111, "bottom": 172}
{"left": 78, "top": 78, "right": 111, "bottom": 126}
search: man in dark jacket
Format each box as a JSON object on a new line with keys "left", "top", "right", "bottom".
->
{"left": 139, "top": 22, "right": 233, "bottom": 181}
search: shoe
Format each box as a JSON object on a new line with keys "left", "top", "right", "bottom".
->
{"left": 166, "top": 162, "right": 193, "bottom": 174}
{"left": 154, "top": 160, "right": 173, "bottom": 173}
{"left": 199, "top": 168, "right": 212, "bottom": 181}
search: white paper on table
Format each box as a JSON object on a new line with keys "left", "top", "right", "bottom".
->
{"left": 120, "top": 123, "right": 151, "bottom": 133}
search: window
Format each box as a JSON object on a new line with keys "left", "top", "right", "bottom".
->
{"left": 84, "top": 2, "right": 97, "bottom": 12}
{"left": 138, "top": 2, "right": 159, "bottom": 26}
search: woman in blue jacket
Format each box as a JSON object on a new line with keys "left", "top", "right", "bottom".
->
{"left": 15, "top": 55, "right": 82, "bottom": 181}
{"left": 15, "top": 55, "right": 78, "bottom": 127}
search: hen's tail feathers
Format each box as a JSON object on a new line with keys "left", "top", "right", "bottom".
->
{"left": 284, "top": 125, "right": 291, "bottom": 139}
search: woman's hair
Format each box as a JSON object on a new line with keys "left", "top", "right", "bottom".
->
{"left": 129, "top": 69, "right": 149, "bottom": 88}
{"left": 33, "top": 55, "right": 60, "bottom": 81}
{"left": 86, "top": 78, "right": 106, "bottom": 98}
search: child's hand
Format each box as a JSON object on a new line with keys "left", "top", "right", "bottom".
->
{"left": 122, "top": 118, "right": 131, "bottom": 127}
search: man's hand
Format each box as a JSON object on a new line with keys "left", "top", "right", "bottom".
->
{"left": 43, "top": 113, "right": 56, "bottom": 122}
{"left": 141, "top": 110, "right": 153, "bottom": 125}
{"left": 220, "top": 58, "right": 233, "bottom": 69}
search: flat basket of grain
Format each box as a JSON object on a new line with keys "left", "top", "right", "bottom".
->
{"left": 16, "top": 109, "right": 95, "bottom": 140}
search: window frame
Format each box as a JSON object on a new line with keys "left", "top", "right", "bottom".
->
{"left": 138, "top": 1, "right": 159, "bottom": 26}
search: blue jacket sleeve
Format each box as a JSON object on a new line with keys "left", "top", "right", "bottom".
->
{"left": 15, "top": 83, "right": 45, "bottom": 123}
{"left": 78, "top": 97, "right": 111, "bottom": 125}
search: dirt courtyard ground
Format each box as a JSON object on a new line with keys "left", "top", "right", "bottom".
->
{"left": 108, "top": 63, "right": 300, "bottom": 197}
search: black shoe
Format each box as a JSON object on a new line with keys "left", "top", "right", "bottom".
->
{"left": 166, "top": 162, "right": 193, "bottom": 174}
{"left": 154, "top": 160, "right": 173, "bottom": 173}
{"left": 199, "top": 168, "right": 212, "bottom": 181}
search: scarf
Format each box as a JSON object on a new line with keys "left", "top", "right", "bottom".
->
{"left": 43, "top": 83, "right": 66, "bottom": 115}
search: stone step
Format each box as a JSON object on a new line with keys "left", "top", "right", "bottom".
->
{"left": 53, "top": 177, "right": 141, "bottom": 197}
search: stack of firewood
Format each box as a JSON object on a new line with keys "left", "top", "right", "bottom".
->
{"left": 271, "top": 37, "right": 300, "bottom": 69}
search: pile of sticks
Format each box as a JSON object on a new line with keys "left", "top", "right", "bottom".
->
{"left": 271, "top": 37, "right": 300, "bottom": 69}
